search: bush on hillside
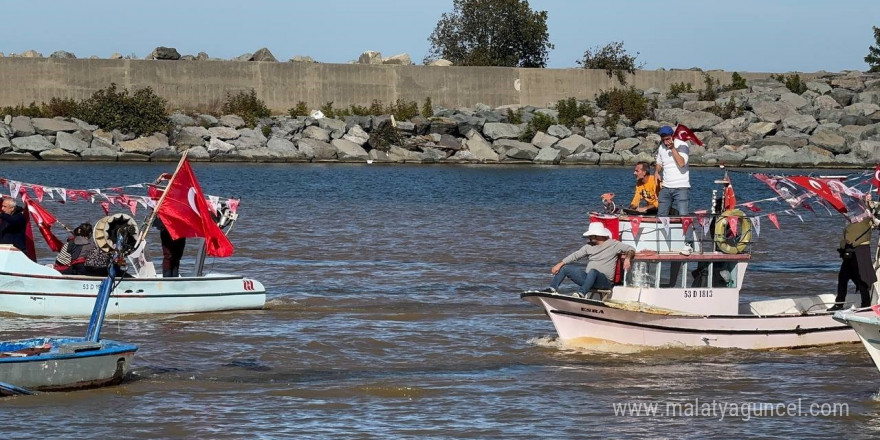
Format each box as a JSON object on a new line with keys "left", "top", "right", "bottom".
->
{"left": 74, "top": 83, "right": 170, "bottom": 136}
{"left": 221, "top": 89, "right": 270, "bottom": 127}
{"left": 596, "top": 87, "right": 651, "bottom": 125}
{"left": 770, "top": 73, "right": 807, "bottom": 94}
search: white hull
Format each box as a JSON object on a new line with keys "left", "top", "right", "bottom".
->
{"left": 834, "top": 310, "right": 880, "bottom": 372}
{"left": 523, "top": 292, "right": 872, "bottom": 349}
{"left": 0, "top": 246, "right": 265, "bottom": 317}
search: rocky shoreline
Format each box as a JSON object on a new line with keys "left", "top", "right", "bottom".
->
{"left": 1, "top": 71, "right": 879, "bottom": 167}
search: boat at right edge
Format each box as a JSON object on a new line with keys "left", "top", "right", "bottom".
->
{"left": 522, "top": 170, "right": 880, "bottom": 349}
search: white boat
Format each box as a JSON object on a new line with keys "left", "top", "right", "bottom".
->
{"left": 0, "top": 244, "right": 265, "bottom": 317}
{"left": 0, "top": 157, "right": 266, "bottom": 317}
{"left": 522, "top": 175, "right": 878, "bottom": 349}
{"left": 833, "top": 308, "right": 880, "bottom": 372}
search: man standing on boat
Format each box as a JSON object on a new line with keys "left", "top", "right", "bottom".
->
{"left": 627, "top": 161, "right": 658, "bottom": 214}
{"left": 0, "top": 197, "right": 28, "bottom": 253}
{"left": 655, "top": 125, "right": 693, "bottom": 255}
{"left": 542, "top": 223, "right": 635, "bottom": 298}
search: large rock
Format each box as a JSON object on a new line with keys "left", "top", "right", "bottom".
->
{"left": 151, "top": 46, "right": 181, "bottom": 60}
{"left": 55, "top": 131, "right": 90, "bottom": 153}
{"left": 318, "top": 118, "right": 347, "bottom": 139}
{"left": 358, "top": 51, "right": 383, "bottom": 65}
{"left": 781, "top": 114, "right": 818, "bottom": 133}
{"left": 175, "top": 126, "right": 210, "bottom": 146}
{"left": 169, "top": 112, "right": 197, "bottom": 126}
{"left": 613, "top": 138, "right": 640, "bottom": 152}
{"left": 653, "top": 108, "right": 690, "bottom": 124}
{"left": 332, "top": 138, "right": 369, "bottom": 160}
{"left": 266, "top": 137, "right": 301, "bottom": 159}
{"left": 482, "top": 122, "right": 522, "bottom": 140}
{"left": 382, "top": 53, "right": 412, "bottom": 65}
{"left": 302, "top": 125, "right": 330, "bottom": 142}
{"left": 752, "top": 101, "right": 799, "bottom": 123}
{"left": 150, "top": 149, "right": 182, "bottom": 162}
{"left": 119, "top": 133, "right": 169, "bottom": 155}
{"left": 11, "top": 135, "right": 53, "bottom": 152}
{"left": 593, "top": 139, "right": 615, "bottom": 154}
{"left": 582, "top": 125, "right": 611, "bottom": 142}
{"left": 343, "top": 125, "right": 369, "bottom": 146}
{"left": 530, "top": 132, "right": 558, "bottom": 149}
{"left": 712, "top": 116, "right": 749, "bottom": 137}
{"left": 547, "top": 124, "right": 572, "bottom": 138}
{"left": 555, "top": 134, "right": 592, "bottom": 155}
{"left": 207, "top": 138, "right": 236, "bottom": 156}
{"left": 809, "top": 130, "right": 849, "bottom": 154}
{"left": 249, "top": 48, "right": 277, "bottom": 62}
{"left": 845, "top": 103, "right": 880, "bottom": 117}
{"left": 49, "top": 50, "right": 76, "bottom": 59}
{"left": 207, "top": 126, "right": 240, "bottom": 140}
{"left": 39, "top": 148, "right": 79, "bottom": 160}
{"left": 561, "top": 151, "right": 600, "bottom": 164}
{"left": 219, "top": 114, "right": 246, "bottom": 128}
{"left": 533, "top": 147, "right": 563, "bottom": 164}
{"left": 806, "top": 81, "right": 832, "bottom": 95}
{"left": 80, "top": 144, "right": 118, "bottom": 161}
{"left": 464, "top": 131, "right": 500, "bottom": 161}
{"left": 11, "top": 116, "right": 35, "bottom": 137}
{"left": 854, "top": 140, "right": 880, "bottom": 161}
{"left": 778, "top": 92, "right": 809, "bottom": 109}
{"left": 186, "top": 146, "right": 211, "bottom": 161}
{"left": 814, "top": 95, "right": 841, "bottom": 111}
{"left": 230, "top": 128, "right": 267, "bottom": 150}
{"left": 297, "top": 138, "right": 336, "bottom": 160}
{"left": 495, "top": 139, "right": 539, "bottom": 160}
{"left": 428, "top": 117, "right": 458, "bottom": 135}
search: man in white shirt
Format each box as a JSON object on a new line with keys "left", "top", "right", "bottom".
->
{"left": 655, "top": 125, "right": 693, "bottom": 255}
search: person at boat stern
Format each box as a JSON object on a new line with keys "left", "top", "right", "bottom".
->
{"left": 541, "top": 223, "right": 635, "bottom": 298}
{"left": 54, "top": 222, "right": 97, "bottom": 275}
{"left": 0, "top": 197, "right": 28, "bottom": 253}
{"left": 829, "top": 218, "right": 876, "bottom": 311}
{"left": 155, "top": 217, "right": 186, "bottom": 278}
{"left": 627, "top": 161, "right": 658, "bottom": 214}
{"left": 654, "top": 125, "right": 693, "bottom": 255}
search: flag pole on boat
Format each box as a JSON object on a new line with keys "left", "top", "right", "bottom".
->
{"left": 135, "top": 150, "right": 189, "bottom": 249}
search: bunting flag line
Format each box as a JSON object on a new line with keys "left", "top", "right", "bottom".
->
{"left": 681, "top": 217, "right": 693, "bottom": 235}
{"left": 873, "top": 165, "right": 880, "bottom": 193}
{"left": 658, "top": 217, "right": 670, "bottom": 235}
{"left": 752, "top": 216, "right": 761, "bottom": 237}
{"left": 743, "top": 201, "right": 761, "bottom": 212}
{"left": 767, "top": 213, "right": 780, "bottom": 229}
{"left": 700, "top": 216, "right": 711, "bottom": 236}
{"left": 728, "top": 216, "right": 739, "bottom": 237}
{"left": 630, "top": 216, "right": 641, "bottom": 240}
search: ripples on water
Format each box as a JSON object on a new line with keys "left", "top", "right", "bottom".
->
{"left": 1, "top": 163, "right": 880, "bottom": 438}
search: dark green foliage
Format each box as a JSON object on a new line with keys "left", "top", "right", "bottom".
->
{"left": 0, "top": 102, "right": 44, "bottom": 118}
{"left": 556, "top": 97, "right": 592, "bottom": 126}
{"left": 221, "top": 89, "right": 270, "bottom": 128}
{"left": 349, "top": 103, "right": 372, "bottom": 116}
{"left": 369, "top": 100, "right": 385, "bottom": 115}
{"left": 421, "top": 97, "right": 434, "bottom": 118}
{"left": 74, "top": 83, "right": 170, "bottom": 136}
{"left": 426, "top": 0, "right": 554, "bottom": 67}
{"left": 320, "top": 101, "right": 337, "bottom": 119}
{"left": 519, "top": 112, "right": 556, "bottom": 141}
{"left": 667, "top": 82, "right": 693, "bottom": 99}
{"left": 727, "top": 72, "right": 747, "bottom": 91}
{"left": 388, "top": 99, "right": 420, "bottom": 121}
{"left": 577, "top": 41, "right": 642, "bottom": 85}
{"left": 866, "top": 26, "right": 880, "bottom": 73}
{"left": 709, "top": 96, "right": 744, "bottom": 119}
{"left": 261, "top": 125, "right": 272, "bottom": 138}
{"left": 595, "top": 87, "right": 651, "bottom": 124}
{"left": 368, "top": 118, "right": 402, "bottom": 151}
{"left": 42, "top": 97, "right": 80, "bottom": 117}
{"left": 697, "top": 73, "right": 719, "bottom": 101}
{"left": 770, "top": 73, "right": 807, "bottom": 94}
{"left": 506, "top": 108, "right": 523, "bottom": 124}
{"left": 288, "top": 101, "right": 309, "bottom": 118}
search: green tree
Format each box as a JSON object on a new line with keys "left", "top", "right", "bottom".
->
{"left": 425, "top": 0, "right": 553, "bottom": 67}
{"left": 866, "top": 26, "right": 880, "bottom": 73}
{"left": 577, "top": 41, "right": 642, "bottom": 85}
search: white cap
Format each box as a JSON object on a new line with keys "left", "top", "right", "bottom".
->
{"left": 582, "top": 222, "right": 612, "bottom": 238}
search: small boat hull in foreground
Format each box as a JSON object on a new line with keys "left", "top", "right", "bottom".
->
{"left": 0, "top": 337, "right": 137, "bottom": 391}
{"left": 833, "top": 309, "right": 880, "bottom": 372}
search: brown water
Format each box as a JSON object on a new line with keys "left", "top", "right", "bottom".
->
{"left": 2, "top": 163, "right": 879, "bottom": 439}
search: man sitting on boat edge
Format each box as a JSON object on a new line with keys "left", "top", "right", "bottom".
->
{"left": 540, "top": 223, "right": 635, "bottom": 299}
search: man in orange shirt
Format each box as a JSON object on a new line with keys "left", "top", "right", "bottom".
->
{"left": 627, "top": 161, "right": 658, "bottom": 214}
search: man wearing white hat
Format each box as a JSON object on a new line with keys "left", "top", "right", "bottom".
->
{"left": 542, "top": 222, "right": 635, "bottom": 298}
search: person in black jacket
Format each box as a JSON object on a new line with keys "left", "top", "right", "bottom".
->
{"left": 0, "top": 197, "right": 27, "bottom": 253}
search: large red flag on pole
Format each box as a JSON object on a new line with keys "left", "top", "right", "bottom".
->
{"left": 673, "top": 124, "right": 704, "bottom": 146}
{"left": 155, "top": 159, "right": 233, "bottom": 257}
{"left": 22, "top": 196, "right": 63, "bottom": 252}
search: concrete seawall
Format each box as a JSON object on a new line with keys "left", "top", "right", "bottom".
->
{"left": 0, "top": 58, "right": 813, "bottom": 113}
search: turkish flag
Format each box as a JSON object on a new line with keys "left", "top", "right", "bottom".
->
{"left": 723, "top": 185, "right": 736, "bottom": 211}
{"left": 873, "top": 165, "right": 880, "bottom": 193}
{"left": 22, "top": 195, "right": 63, "bottom": 252}
{"left": 789, "top": 176, "right": 846, "bottom": 213}
{"left": 157, "top": 159, "right": 233, "bottom": 257}
{"left": 673, "top": 124, "right": 703, "bottom": 146}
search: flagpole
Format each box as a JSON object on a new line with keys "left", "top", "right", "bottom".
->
{"left": 135, "top": 150, "right": 189, "bottom": 248}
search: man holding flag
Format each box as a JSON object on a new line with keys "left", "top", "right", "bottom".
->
{"left": 655, "top": 125, "right": 698, "bottom": 255}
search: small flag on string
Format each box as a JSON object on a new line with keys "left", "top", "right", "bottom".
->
{"left": 728, "top": 216, "right": 739, "bottom": 236}
{"left": 630, "top": 216, "right": 641, "bottom": 240}
{"left": 659, "top": 217, "right": 670, "bottom": 235}
{"left": 752, "top": 216, "right": 761, "bottom": 237}
{"left": 681, "top": 217, "right": 693, "bottom": 235}
{"left": 743, "top": 202, "right": 761, "bottom": 212}
{"left": 768, "top": 213, "right": 780, "bottom": 229}
{"left": 100, "top": 201, "right": 110, "bottom": 215}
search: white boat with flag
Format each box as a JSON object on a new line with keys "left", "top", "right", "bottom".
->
{"left": 0, "top": 153, "right": 265, "bottom": 317}
{"left": 522, "top": 169, "right": 880, "bottom": 349}
{"left": 833, "top": 306, "right": 880, "bottom": 374}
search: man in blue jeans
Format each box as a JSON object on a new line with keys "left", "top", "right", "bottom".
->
{"left": 655, "top": 125, "right": 693, "bottom": 255}
{"left": 542, "top": 222, "right": 635, "bottom": 298}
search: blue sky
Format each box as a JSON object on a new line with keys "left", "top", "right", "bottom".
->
{"left": 4, "top": 0, "right": 879, "bottom": 72}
